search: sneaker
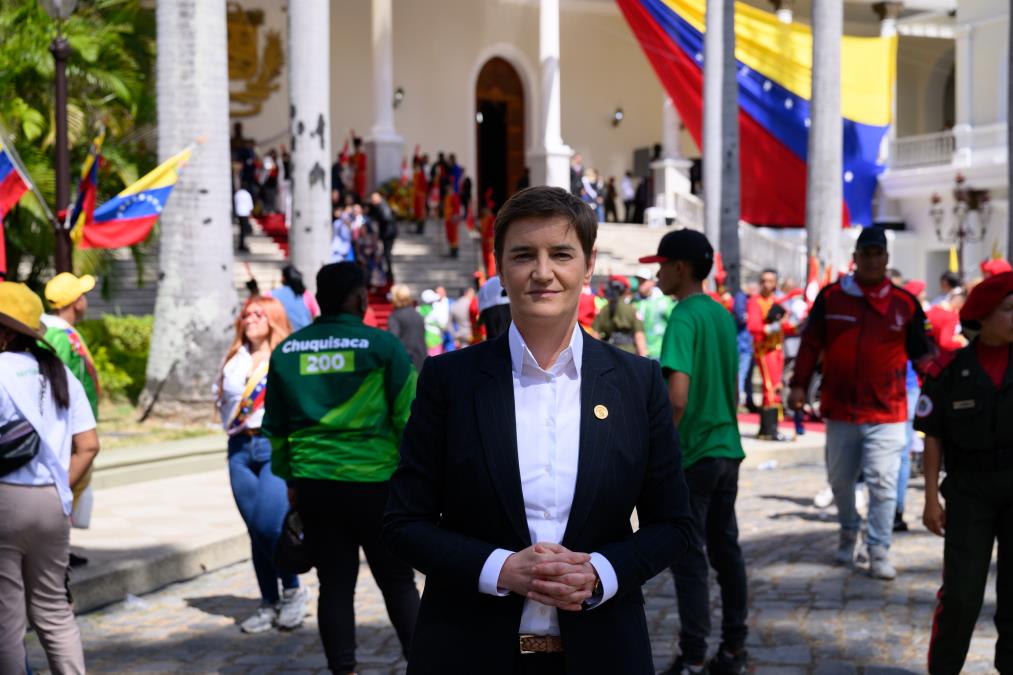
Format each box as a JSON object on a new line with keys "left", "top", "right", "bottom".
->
{"left": 239, "top": 606, "right": 277, "bottom": 634}
{"left": 276, "top": 587, "right": 308, "bottom": 630}
{"left": 893, "top": 511, "right": 909, "bottom": 533}
{"left": 660, "top": 656, "right": 706, "bottom": 675}
{"left": 813, "top": 486, "right": 834, "bottom": 509}
{"left": 868, "top": 545, "right": 897, "bottom": 580}
{"left": 835, "top": 530, "right": 857, "bottom": 566}
{"left": 708, "top": 647, "right": 749, "bottom": 675}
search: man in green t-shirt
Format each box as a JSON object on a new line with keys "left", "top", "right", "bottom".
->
{"left": 262, "top": 262, "right": 419, "bottom": 673}
{"left": 634, "top": 268, "right": 675, "bottom": 360}
{"left": 640, "top": 229, "right": 749, "bottom": 675}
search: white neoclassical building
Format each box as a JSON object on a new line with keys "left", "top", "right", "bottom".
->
{"left": 227, "top": 0, "right": 1008, "bottom": 284}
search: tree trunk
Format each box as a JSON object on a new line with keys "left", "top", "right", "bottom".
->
{"left": 143, "top": 0, "right": 236, "bottom": 411}
{"left": 287, "top": 1, "right": 333, "bottom": 295}
{"left": 806, "top": 0, "right": 844, "bottom": 273}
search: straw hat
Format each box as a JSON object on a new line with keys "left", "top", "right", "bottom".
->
{"left": 0, "top": 281, "right": 47, "bottom": 341}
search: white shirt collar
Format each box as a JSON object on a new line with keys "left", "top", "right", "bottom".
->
{"left": 41, "top": 314, "right": 71, "bottom": 330}
{"left": 508, "top": 320, "right": 583, "bottom": 378}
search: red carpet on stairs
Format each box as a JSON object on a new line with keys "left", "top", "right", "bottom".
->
{"left": 255, "top": 213, "right": 289, "bottom": 256}
{"left": 369, "top": 288, "right": 393, "bottom": 330}
{"left": 737, "top": 412, "right": 826, "bottom": 434}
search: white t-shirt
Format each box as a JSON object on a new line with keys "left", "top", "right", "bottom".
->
{"left": 216, "top": 346, "right": 265, "bottom": 435}
{"left": 0, "top": 352, "right": 96, "bottom": 515}
{"left": 234, "top": 189, "right": 253, "bottom": 217}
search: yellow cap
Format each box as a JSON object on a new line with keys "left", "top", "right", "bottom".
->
{"left": 0, "top": 281, "right": 46, "bottom": 340}
{"left": 44, "top": 273, "right": 95, "bottom": 309}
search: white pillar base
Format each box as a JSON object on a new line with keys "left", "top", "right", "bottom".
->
{"left": 651, "top": 158, "right": 693, "bottom": 219}
{"left": 527, "top": 145, "right": 573, "bottom": 191}
{"left": 365, "top": 131, "right": 404, "bottom": 193}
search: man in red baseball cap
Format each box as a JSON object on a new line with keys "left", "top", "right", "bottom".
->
{"left": 915, "top": 271, "right": 1013, "bottom": 673}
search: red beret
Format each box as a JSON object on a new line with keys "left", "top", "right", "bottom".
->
{"left": 981, "top": 259, "right": 1013, "bottom": 277}
{"left": 960, "top": 272, "right": 1013, "bottom": 322}
{"left": 608, "top": 274, "right": 630, "bottom": 289}
{"left": 903, "top": 280, "right": 926, "bottom": 297}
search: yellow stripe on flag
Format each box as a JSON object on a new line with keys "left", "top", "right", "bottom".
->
{"left": 118, "top": 148, "right": 192, "bottom": 197}
{"left": 949, "top": 246, "right": 960, "bottom": 274}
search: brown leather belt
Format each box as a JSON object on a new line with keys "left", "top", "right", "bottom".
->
{"left": 240, "top": 428, "right": 261, "bottom": 437}
{"left": 519, "top": 635, "right": 564, "bottom": 654}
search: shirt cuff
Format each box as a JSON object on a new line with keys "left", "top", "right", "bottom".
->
{"left": 478, "top": 548, "right": 514, "bottom": 596}
{"left": 585, "top": 552, "right": 618, "bottom": 609}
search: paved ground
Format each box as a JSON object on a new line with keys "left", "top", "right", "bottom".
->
{"left": 27, "top": 461, "right": 1000, "bottom": 674}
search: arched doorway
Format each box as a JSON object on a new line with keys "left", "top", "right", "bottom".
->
{"left": 475, "top": 57, "right": 525, "bottom": 212}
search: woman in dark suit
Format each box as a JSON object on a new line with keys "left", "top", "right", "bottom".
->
{"left": 385, "top": 187, "right": 693, "bottom": 674}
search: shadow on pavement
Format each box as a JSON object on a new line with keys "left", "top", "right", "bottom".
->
{"left": 184, "top": 594, "right": 262, "bottom": 624}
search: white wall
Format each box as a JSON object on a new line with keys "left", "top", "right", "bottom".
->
{"left": 957, "top": 0, "right": 1008, "bottom": 127}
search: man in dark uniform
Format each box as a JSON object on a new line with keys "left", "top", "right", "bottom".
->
{"left": 915, "top": 271, "right": 1013, "bottom": 675}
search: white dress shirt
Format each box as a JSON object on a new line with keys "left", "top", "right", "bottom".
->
{"left": 478, "top": 322, "right": 618, "bottom": 636}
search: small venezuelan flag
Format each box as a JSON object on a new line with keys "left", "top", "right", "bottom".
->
{"left": 69, "top": 130, "right": 105, "bottom": 246}
{"left": 81, "top": 148, "right": 191, "bottom": 250}
{"left": 0, "top": 144, "right": 29, "bottom": 222}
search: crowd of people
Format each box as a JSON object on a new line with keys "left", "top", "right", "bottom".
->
{"left": 2, "top": 180, "right": 1012, "bottom": 674}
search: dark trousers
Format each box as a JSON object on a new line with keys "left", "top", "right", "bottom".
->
{"left": 237, "top": 216, "right": 252, "bottom": 250}
{"left": 670, "top": 457, "right": 749, "bottom": 663}
{"left": 623, "top": 199, "right": 635, "bottom": 222}
{"left": 929, "top": 468, "right": 1013, "bottom": 675}
{"left": 513, "top": 653, "right": 565, "bottom": 675}
{"left": 295, "top": 479, "right": 420, "bottom": 675}
{"left": 382, "top": 236, "right": 396, "bottom": 281}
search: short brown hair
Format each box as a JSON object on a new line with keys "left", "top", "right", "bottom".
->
{"left": 493, "top": 186, "right": 598, "bottom": 267}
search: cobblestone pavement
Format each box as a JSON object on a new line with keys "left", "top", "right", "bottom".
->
{"left": 27, "top": 462, "right": 1000, "bottom": 674}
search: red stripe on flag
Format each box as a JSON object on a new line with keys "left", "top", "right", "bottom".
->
{"left": 0, "top": 169, "right": 29, "bottom": 220}
{"left": 79, "top": 213, "right": 159, "bottom": 250}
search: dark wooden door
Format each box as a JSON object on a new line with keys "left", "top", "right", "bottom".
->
{"left": 476, "top": 57, "right": 525, "bottom": 211}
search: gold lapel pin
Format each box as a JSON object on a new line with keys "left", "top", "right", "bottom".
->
{"left": 594, "top": 404, "right": 608, "bottom": 420}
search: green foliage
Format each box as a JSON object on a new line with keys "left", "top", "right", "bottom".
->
{"left": 0, "top": 0, "right": 157, "bottom": 286}
{"left": 77, "top": 314, "right": 152, "bottom": 404}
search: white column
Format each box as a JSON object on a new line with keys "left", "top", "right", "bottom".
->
{"left": 651, "top": 97, "right": 692, "bottom": 219}
{"left": 366, "top": 0, "right": 403, "bottom": 192}
{"left": 806, "top": 0, "right": 843, "bottom": 272}
{"left": 288, "top": 0, "right": 333, "bottom": 294}
{"left": 874, "top": 2, "right": 901, "bottom": 222}
{"left": 953, "top": 24, "right": 974, "bottom": 166}
{"left": 527, "top": 0, "right": 572, "bottom": 190}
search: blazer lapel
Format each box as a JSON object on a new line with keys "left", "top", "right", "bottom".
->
{"left": 562, "top": 333, "right": 618, "bottom": 548}
{"left": 475, "top": 334, "right": 531, "bottom": 547}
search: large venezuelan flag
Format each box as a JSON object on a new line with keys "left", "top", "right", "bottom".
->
{"left": 81, "top": 148, "right": 191, "bottom": 249}
{"left": 617, "top": 0, "right": 896, "bottom": 227}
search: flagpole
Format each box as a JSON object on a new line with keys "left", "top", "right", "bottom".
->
{"left": 0, "top": 119, "right": 59, "bottom": 228}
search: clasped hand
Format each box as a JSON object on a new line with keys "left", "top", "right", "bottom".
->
{"left": 498, "top": 542, "right": 598, "bottom": 612}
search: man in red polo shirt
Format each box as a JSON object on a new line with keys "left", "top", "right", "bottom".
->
{"left": 789, "top": 228, "right": 935, "bottom": 580}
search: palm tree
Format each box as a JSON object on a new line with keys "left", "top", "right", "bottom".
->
{"left": 141, "top": 0, "right": 236, "bottom": 409}
{"left": 805, "top": 0, "right": 843, "bottom": 272}
{"left": 286, "top": 1, "right": 332, "bottom": 294}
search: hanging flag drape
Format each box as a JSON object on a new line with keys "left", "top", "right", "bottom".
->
{"left": 616, "top": 0, "right": 896, "bottom": 228}
{"left": 70, "top": 130, "right": 105, "bottom": 246}
{"left": 80, "top": 148, "right": 192, "bottom": 250}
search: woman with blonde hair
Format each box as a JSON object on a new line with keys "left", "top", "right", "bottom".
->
{"left": 216, "top": 296, "right": 306, "bottom": 634}
{"left": 386, "top": 285, "right": 426, "bottom": 370}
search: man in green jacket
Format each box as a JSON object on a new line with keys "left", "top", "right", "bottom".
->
{"left": 262, "top": 262, "right": 419, "bottom": 675}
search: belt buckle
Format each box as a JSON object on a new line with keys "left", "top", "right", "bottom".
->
{"left": 518, "top": 635, "right": 536, "bottom": 655}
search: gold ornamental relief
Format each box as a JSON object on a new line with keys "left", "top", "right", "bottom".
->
{"left": 227, "top": 2, "right": 284, "bottom": 118}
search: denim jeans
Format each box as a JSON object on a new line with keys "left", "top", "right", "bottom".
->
{"left": 227, "top": 433, "right": 299, "bottom": 605}
{"left": 897, "top": 386, "right": 920, "bottom": 515}
{"left": 670, "top": 457, "right": 749, "bottom": 663}
{"left": 825, "top": 420, "right": 906, "bottom": 549}
{"left": 737, "top": 349, "right": 752, "bottom": 402}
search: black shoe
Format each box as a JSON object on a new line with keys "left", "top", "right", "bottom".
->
{"left": 69, "top": 552, "right": 88, "bottom": 568}
{"left": 660, "top": 656, "right": 706, "bottom": 675}
{"left": 708, "top": 647, "right": 748, "bottom": 675}
{"left": 893, "top": 511, "right": 909, "bottom": 532}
